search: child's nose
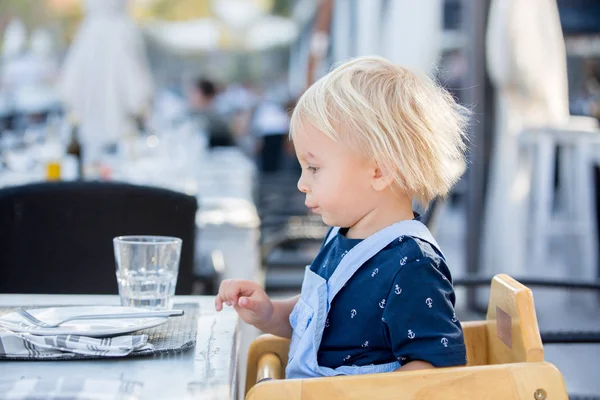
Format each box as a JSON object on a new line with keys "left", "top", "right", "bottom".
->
{"left": 297, "top": 175, "right": 310, "bottom": 193}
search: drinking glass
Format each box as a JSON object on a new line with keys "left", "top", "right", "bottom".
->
{"left": 113, "top": 236, "right": 182, "bottom": 310}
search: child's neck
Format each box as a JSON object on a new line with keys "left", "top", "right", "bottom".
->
{"left": 345, "top": 193, "right": 415, "bottom": 239}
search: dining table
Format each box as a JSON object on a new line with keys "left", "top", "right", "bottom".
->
{"left": 0, "top": 137, "right": 263, "bottom": 399}
{"left": 0, "top": 294, "right": 240, "bottom": 400}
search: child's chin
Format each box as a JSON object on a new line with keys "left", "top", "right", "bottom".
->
{"left": 320, "top": 214, "right": 335, "bottom": 226}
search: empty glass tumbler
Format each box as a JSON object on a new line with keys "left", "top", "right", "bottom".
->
{"left": 113, "top": 236, "right": 182, "bottom": 310}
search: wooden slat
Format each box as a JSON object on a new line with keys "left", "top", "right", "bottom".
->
{"left": 246, "top": 379, "right": 303, "bottom": 400}
{"left": 486, "top": 274, "right": 544, "bottom": 364}
{"left": 462, "top": 321, "right": 488, "bottom": 366}
{"left": 299, "top": 362, "right": 567, "bottom": 400}
{"left": 247, "top": 363, "right": 567, "bottom": 400}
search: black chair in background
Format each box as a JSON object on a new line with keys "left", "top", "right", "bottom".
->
{"left": 0, "top": 181, "right": 198, "bottom": 294}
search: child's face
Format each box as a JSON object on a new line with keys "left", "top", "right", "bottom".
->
{"left": 294, "top": 123, "right": 379, "bottom": 228}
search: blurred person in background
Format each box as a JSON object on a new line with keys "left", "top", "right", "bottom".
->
{"left": 215, "top": 81, "right": 258, "bottom": 155}
{"left": 188, "top": 78, "right": 235, "bottom": 148}
{"left": 252, "top": 97, "right": 290, "bottom": 173}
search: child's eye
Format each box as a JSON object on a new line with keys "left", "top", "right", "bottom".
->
{"left": 307, "top": 166, "right": 319, "bottom": 173}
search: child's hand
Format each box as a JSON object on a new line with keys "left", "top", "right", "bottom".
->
{"left": 215, "top": 279, "right": 274, "bottom": 328}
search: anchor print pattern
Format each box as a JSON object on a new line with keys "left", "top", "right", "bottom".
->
{"left": 300, "top": 232, "right": 465, "bottom": 372}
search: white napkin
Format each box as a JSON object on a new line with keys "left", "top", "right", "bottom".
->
{"left": 0, "top": 327, "right": 153, "bottom": 359}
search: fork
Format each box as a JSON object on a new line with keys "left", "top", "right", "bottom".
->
{"left": 16, "top": 308, "right": 184, "bottom": 328}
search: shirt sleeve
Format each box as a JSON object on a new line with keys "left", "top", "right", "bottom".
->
{"left": 382, "top": 257, "right": 467, "bottom": 367}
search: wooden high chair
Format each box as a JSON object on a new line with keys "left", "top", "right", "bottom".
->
{"left": 245, "top": 274, "right": 568, "bottom": 399}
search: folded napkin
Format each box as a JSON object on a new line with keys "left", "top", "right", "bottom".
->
{"left": 0, "top": 327, "right": 153, "bottom": 359}
{"left": 0, "top": 377, "right": 142, "bottom": 400}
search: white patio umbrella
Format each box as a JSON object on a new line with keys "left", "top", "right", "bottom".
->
{"left": 245, "top": 15, "right": 299, "bottom": 51}
{"left": 144, "top": 18, "right": 222, "bottom": 54}
{"left": 482, "top": 0, "right": 570, "bottom": 277}
{"left": 1, "top": 19, "right": 27, "bottom": 91}
{"left": 2, "top": 22, "right": 60, "bottom": 114}
{"left": 58, "top": 0, "right": 153, "bottom": 159}
{"left": 1, "top": 19, "right": 26, "bottom": 61}
{"left": 211, "top": 0, "right": 265, "bottom": 32}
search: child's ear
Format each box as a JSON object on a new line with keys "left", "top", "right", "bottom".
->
{"left": 371, "top": 165, "right": 395, "bottom": 192}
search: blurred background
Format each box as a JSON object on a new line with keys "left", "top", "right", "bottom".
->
{"left": 0, "top": 0, "right": 599, "bottom": 397}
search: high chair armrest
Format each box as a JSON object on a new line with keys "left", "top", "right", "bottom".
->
{"left": 246, "top": 362, "right": 568, "bottom": 400}
{"left": 245, "top": 334, "right": 291, "bottom": 395}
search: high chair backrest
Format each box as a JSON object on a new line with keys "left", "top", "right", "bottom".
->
{"left": 463, "top": 274, "right": 544, "bottom": 366}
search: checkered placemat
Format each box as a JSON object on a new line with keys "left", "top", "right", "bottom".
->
{"left": 0, "top": 303, "right": 198, "bottom": 360}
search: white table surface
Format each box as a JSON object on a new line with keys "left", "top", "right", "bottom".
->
{"left": 0, "top": 295, "right": 239, "bottom": 400}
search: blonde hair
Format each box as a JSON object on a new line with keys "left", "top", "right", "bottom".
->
{"left": 290, "top": 56, "right": 469, "bottom": 206}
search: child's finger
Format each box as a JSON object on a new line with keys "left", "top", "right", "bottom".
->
{"left": 226, "top": 282, "right": 246, "bottom": 305}
{"left": 215, "top": 280, "right": 233, "bottom": 311}
{"left": 216, "top": 280, "right": 256, "bottom": 311}
{"left": 238, "top": 296, "right": 255, "bottom": 310}
{"left": 216, "top": 280, "right": 237, "bottom": 310}
{"left": 215, "top": 294, "right": 224, "bottom": 311}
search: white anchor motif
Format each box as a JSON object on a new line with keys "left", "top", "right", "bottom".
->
{"left": 379, "top": 299, "right": 386, "bottom": 309}
{"left": 371, "top": 268, "right": 379, "bottom": 277}
{"left": 394, "top": 285, "right": 402, "bottom": 295}
{"left": 425, "top": 298, "right": 433, "bottom": 308}
{"left": 350, "top": 309, "right": 357, "bottom": 318}
{"left": 452, "top": 313, "right": 458, "bottom": 323}
{"left": 325, "top": 318, "right": 330, "bottom": 328}
{"left": 441, "top": 338, "right": 449, "bottom": 347}
{"left": 398, "top": 236, "right": 404, "bottom": 243}
{"left": 343, "top": 355, "right": 351, "bottom": 361}
{"left": 408, "top": 330, "right": 415, "bottom": 339}
{"left": 399, "top": 256, "right": 408, "bottom": 266}
{"left": 361, "top": 341, "right": 369, "bottom": 348}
